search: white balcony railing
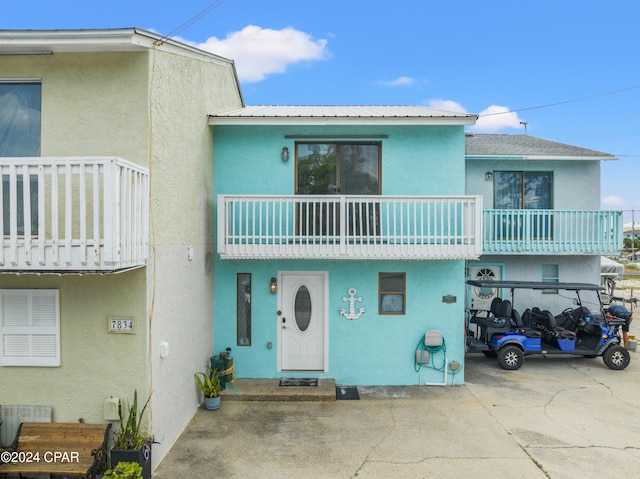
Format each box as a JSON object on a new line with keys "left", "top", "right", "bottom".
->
{"left": 0, "top": 157, "right": 149, "bottom": 272}
{"left": 217, "top": 195, "right": 482, "bottom": 260}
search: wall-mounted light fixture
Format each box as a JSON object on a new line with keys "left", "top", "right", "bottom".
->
{"left": 485, "top": 172, "right": 493, "bottom": 181}
{"left": 281, "top": 146, "right": 290, "bottom": 162}
{"left": 269, "top": 277, "right": 278, "bottom": 294}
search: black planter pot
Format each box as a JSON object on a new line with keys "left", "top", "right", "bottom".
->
{"left": 110, "top": 445, "right": 151, "bottom": 479}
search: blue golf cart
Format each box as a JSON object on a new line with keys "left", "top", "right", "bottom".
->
{"left": 466, "top": 280, "right": 631, "bottom": 370}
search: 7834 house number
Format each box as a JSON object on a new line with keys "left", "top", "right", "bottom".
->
{"left": 108, "top": 317, "right": 135, "bottom": 333}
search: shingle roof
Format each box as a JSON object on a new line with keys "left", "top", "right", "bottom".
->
{"left": 209, "top": 105, "right": 477, "bottom": 125}
{"left": 465, "top": 134, "right": 616, "bottom": 160}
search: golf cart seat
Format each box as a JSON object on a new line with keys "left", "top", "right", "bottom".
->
{"left": 489, "top": 297, "right": 502, "bottom": 317}
{"left": 496, "top": 299, "right": 512, "bottom": 320}
{"left": 477, "top": 299, "right": 511, "bottom": 341}
{"left": 512, "top": 309, "right": 541, "bottom": 338}
{"left": 556, "top": 306, "right": 599, "bottom": 334}
{"left": 532, "top": 308, "right": 577, "bottom": 340}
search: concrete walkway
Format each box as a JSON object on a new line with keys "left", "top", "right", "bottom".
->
{"left": 155, "top": 341, "right": 640, "bottom": 479}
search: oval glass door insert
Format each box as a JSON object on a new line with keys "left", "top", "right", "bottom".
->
{"left": 294, "top": 285, "right": 312, "bottom": 332}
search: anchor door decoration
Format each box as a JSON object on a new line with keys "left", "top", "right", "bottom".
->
{"left": 340, "top": 288, "right": 365, "bottom": 320}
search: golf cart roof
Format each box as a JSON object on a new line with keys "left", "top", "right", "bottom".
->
{"left": 466, "top": 280, "right": 604, "bottom": 291}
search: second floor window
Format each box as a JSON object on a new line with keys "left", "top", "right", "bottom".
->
{"left": 296, "top": 142, "right": 381, "bottom": 195}
{"left": 0, "top": 81, "right": 41, "bottom": 157}
{"left": 494, "top": 171, "right": 552, "bottom": 209}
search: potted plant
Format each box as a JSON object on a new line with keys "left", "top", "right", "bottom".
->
{"left": 102, "top": 461, "right": 143, "bottom": 478}
{"left": 110, "top": 390, "right": 154, "bottom": 479}
{"left": 195, "top": 366, "right": 221, "bottom": 410}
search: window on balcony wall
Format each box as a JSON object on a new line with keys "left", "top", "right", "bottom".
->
{"left": 494, "top": 171, "right": 552, "bottom": 209}
{"left": 237, "top": 273, "right": 252, "bottom": 346}
{"left": 493, "top": 171, "right": 553, "bottom": 240}
{"left": 0, "top": 290, "right": 60, "bottom": 366}
{"left": 295, "top": 142, "right": 381, "bottom": 237}
{"left": 0, "top": 81, "right": 41, "bottom": 157}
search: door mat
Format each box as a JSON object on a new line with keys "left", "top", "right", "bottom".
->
{"left": 336, "top": 386, "right": 360, "bottom": 400}
{"left": 279, "top": 378, "right": 318, "bottom": 387}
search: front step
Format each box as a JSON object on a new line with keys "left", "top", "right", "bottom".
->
{"left": 220, "top": 378, "right": 336, "bottom": 402}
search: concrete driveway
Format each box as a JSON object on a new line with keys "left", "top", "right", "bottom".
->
{"left": 155, "top": 349, "right": 640, "bottom": 479}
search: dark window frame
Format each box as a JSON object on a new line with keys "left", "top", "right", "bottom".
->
{"left": 493, "top": 171, "right": 553, "bottom": 210}
{"left": 236, "top": 273, "right": 252, "bottom": 346}
{"left": 294, "top": 141, "right": 382, "bottom": 195}
{"left": 379, "top": 272, "right": 406, "bottom": 315}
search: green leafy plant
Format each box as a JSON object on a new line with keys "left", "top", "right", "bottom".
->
{"left": 102, "top": 461, "right": 143, "bottom": 478}
{"left": 194, "top": 367, "right": 221, "bottom": 398}
{"left": 113, "top": 390, "right": 154, "bottom": 450}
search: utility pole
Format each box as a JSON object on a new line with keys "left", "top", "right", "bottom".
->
{"left": 633, "top": 210, "right": 636, "bottom": 262}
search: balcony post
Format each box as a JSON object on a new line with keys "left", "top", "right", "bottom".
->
{"left": 103, "top": 159, "right": 120, "bottom": 265}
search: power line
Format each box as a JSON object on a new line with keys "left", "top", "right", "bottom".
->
{"left": 156, "top": 0, "right": 226, "bottom": 45}
{"left": 478, "top": 84, "right": 640, "bottom": 117}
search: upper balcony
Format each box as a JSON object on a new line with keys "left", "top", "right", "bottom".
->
{"left": 217, "top": 194, "right": 483, "bottom": 260}
{"left": 482, "top": 209, "right": 622, "bottom": 255}
{"left": 0, "top": 157, "right": 149, "bottom": 273}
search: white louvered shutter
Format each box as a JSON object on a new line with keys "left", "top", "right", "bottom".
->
{"left": 0, "top": 290, "right": 60, "bottom": 366}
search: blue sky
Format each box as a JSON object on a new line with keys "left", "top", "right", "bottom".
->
{"left": 3, "top": 0, "right": 639, "bottom": 222}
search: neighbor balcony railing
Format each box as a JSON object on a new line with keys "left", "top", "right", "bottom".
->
{"left": 482, "top": 209, "right": 622, "bottom": 255}
{"left": 217, "top": 194, "right": 482, "bottom": 260}
{"left": 0, "top": 157, "right": 149, "bottom": 272}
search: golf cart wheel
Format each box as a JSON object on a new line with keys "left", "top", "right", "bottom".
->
{"left": 602, "top": 344, "right": 630, "bottom": 370}
{"left": 498, "top": 345, "right": 524, "bottom": 370}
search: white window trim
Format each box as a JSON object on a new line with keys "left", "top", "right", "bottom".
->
{"left": 0, "top": 289, "right": 60, "bottom": 367}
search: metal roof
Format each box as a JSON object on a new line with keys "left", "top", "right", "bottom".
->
{"left": 209, "top": 105, "right": 478, "bottom": 126}
{"left": 465, "top": 134, "right": 616, "bottom": 160}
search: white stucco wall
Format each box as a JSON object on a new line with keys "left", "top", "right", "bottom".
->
{"left": 145, "top": 47, "right": 242, "bottom": 467}
{"left": 466, "top": 158, "right": 601, "bottom": 210}
{"left": 469, "top": 255, "right": 602, "bottom": 312}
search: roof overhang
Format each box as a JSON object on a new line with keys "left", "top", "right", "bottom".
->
{"left": 0, "top": 28, "right": 234, "bottom": 67}
{"left": 466, "top": 154, "right": 617, "bottom": 161}
{"left": 209, "top": 106, "right": 478, "bottom": 126}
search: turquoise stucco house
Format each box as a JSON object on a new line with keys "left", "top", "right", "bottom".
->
{"left": 209, "top": 106, "right": 480, "bottom": 385}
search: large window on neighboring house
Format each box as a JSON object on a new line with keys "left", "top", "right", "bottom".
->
{"left": 0, "top": 290, "right": 60, "bottom": 367}
{"left": 296, "top": 142, "right": 381, "bottom": 237}
{"left": 0, "top": 81, "right": 41, "bottom": 157}
{"left": 493, "top": 171, "right": 553, "bottom": 239}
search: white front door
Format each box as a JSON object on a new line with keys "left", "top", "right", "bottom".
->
{"left": 279, "top": 272, "right": 327, "bottom": 371}
{"left": 469, "top": 265, "right": 503, "bottom": 311}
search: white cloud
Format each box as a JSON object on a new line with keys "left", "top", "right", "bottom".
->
{"left": 427, "top": 99, "right": 468, "bottom": 113}
{"left": 426, "top": 101, "right": 527, "bottom": 133}
{"left": 190, "top": 25, "right": 329, "bottom": 83}
{"left": 602, "top": 195, "right": 626, "bottom": 207}
{"left": 471, "top": 105, "right": 524, "bottom": 133}
{"left": 380, "top": 76, "right": 417, "bottom": 87}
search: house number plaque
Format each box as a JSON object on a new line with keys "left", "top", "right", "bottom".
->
{"left": 108, "top": 316, "right": 136, "bottom": 334}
